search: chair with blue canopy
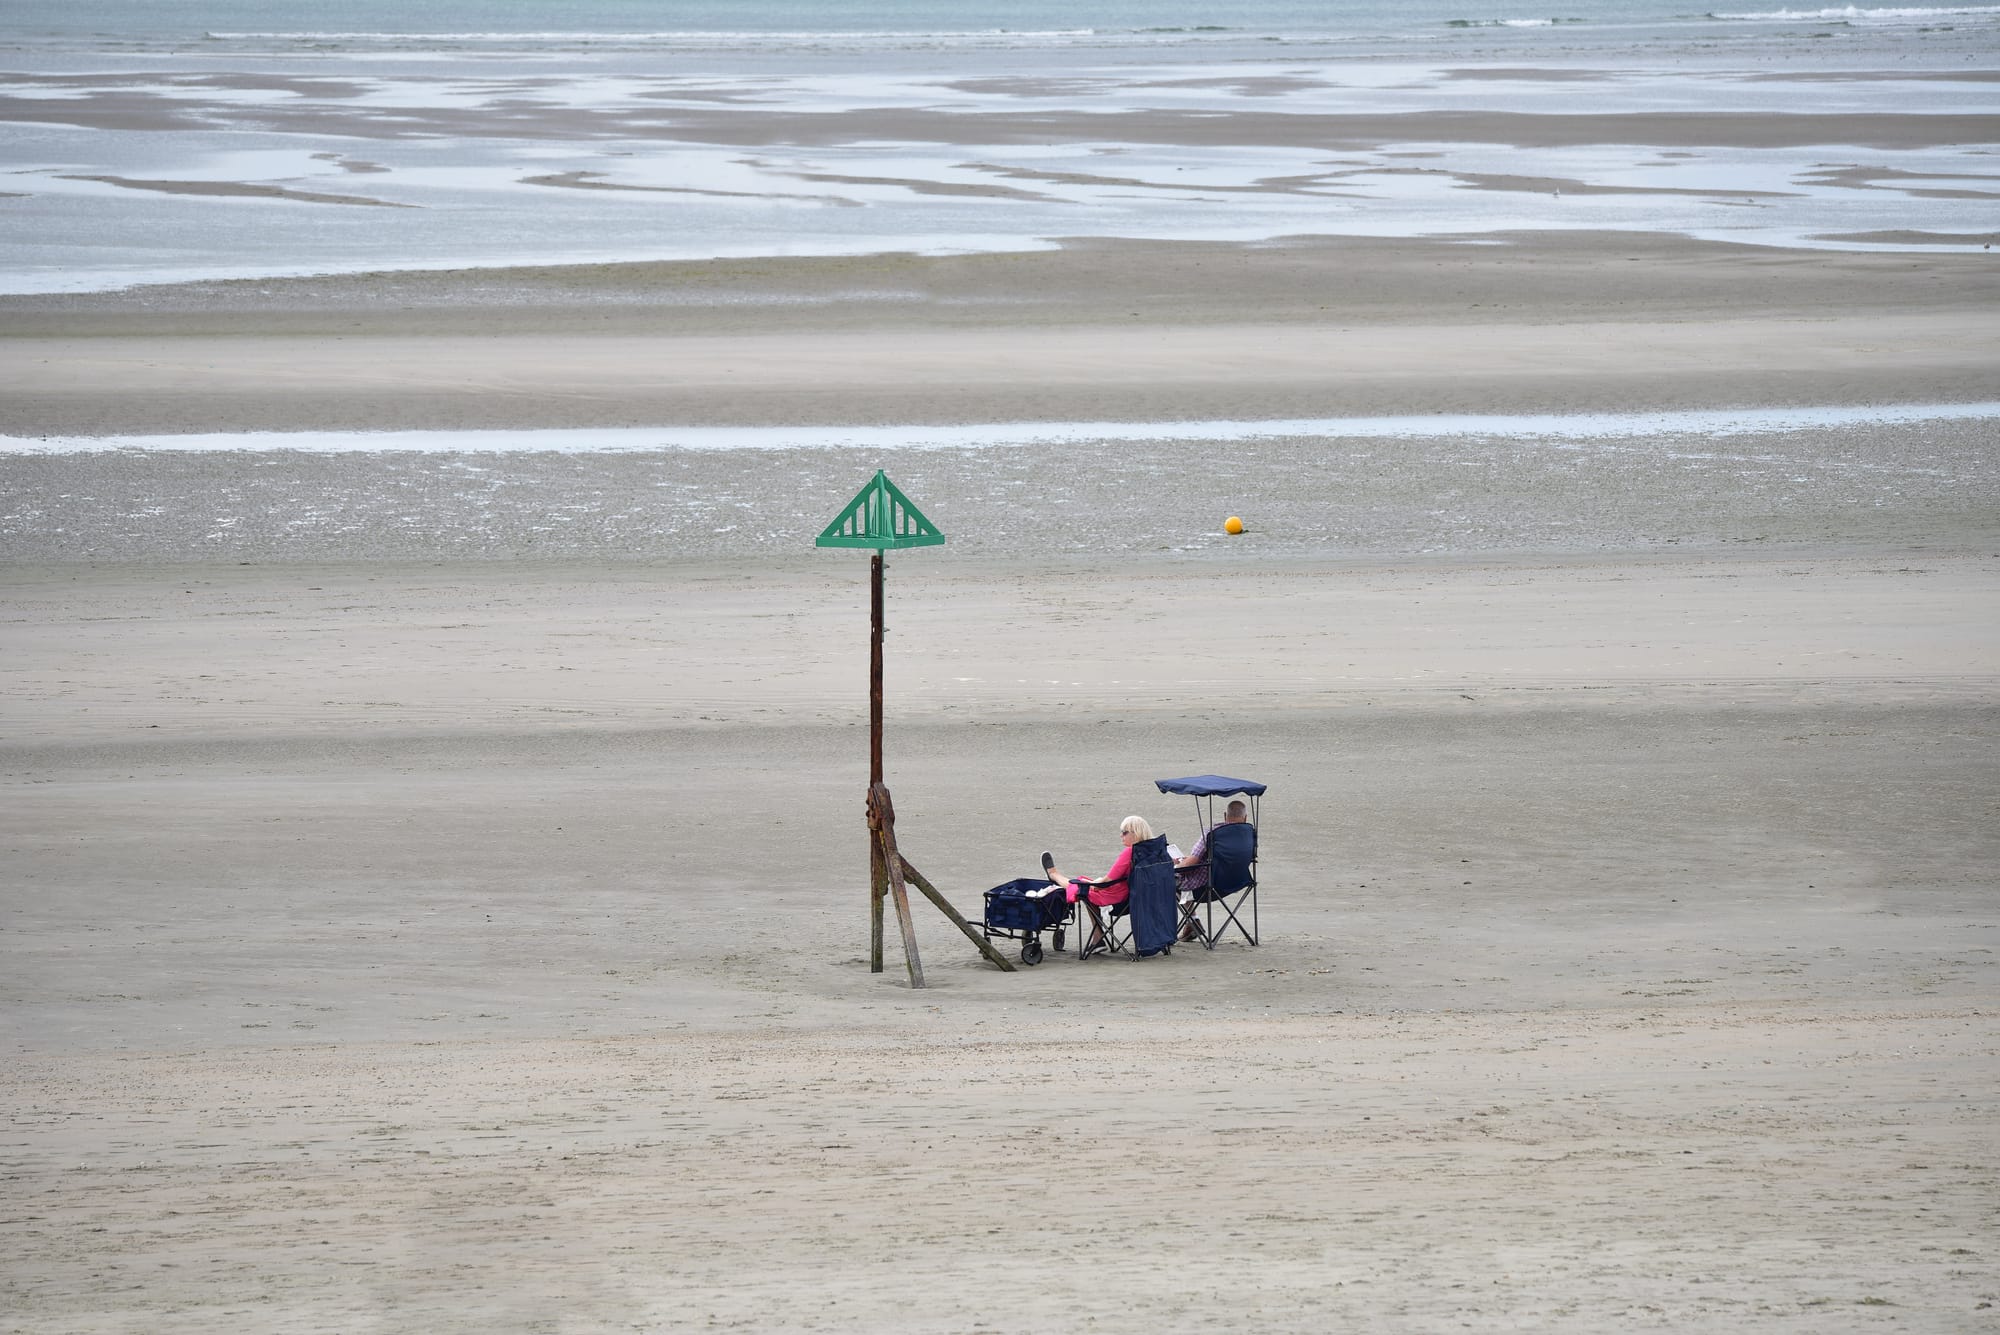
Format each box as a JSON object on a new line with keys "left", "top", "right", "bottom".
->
{"left": 1156, "top": 774, "right": 1265, "bottom": 948}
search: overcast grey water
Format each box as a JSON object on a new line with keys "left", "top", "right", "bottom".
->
{"left": 1, "top": 1, "right": 1995, "bottom": 291}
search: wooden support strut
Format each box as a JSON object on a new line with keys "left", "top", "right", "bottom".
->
{"left": 867, "top": 783, "right": 924, "bottom": 988}
{"left": 869, "top": 824, "right": 887, "bottom": 974}
{"left": 868, "top": 783, "right": 1016, "bottom": 980}
{"left": 898, "top": 853, "right": 1017, "bottom": 974}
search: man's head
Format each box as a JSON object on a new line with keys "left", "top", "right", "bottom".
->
{"left": 1224, "top": 800, "right": 1248, "bottom": 823}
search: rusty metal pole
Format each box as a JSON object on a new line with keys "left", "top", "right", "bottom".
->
{"left": 871, "top": 552, "right": 885, "bottom": 787}
{"left": 816, "top": 473, "right": 943, "bottom": 984}
{"left": 868, "top": 551, "right": 886, "bottom": 970}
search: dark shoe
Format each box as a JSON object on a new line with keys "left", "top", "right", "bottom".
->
{"left": 1041, "top": 851, "right": 1058, "bottom": 883}
{"left": 1081, "top": 933, "right": 1107, "bottom": 959}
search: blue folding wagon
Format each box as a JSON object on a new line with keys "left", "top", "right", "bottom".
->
{"left": 981, "top": 878, "right": 1070, "bottom": 965}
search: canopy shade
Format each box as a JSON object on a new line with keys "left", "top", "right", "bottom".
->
{"left": 1155, "top": 774, "right": 1267, "bottom": 798}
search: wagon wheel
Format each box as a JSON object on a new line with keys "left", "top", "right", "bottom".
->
{"left": 1051, "top": 927, "right": 1066, "bottom": 952}
{"left": 1021, "top": 937, "right": 1044, "bottom": 966}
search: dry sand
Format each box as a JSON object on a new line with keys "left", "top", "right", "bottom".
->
{"left": 3, "top": 231, "right": 1999, "bottom": 1332}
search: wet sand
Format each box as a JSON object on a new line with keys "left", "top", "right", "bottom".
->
{"left": 6, "top": 234, "right": 2000, "bottom": 435}
{"left": 5, "top": 80, "right": 1994, "bottom": 152}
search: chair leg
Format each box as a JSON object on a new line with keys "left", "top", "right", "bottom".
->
{"left": 1077, "top": 903, "right": 1109, "bottom": 959}
{"left": 1209, "top": 889, "right": 1257, "bottom": 946}
{"left": 1176, "top": 894, "right": 1204, "bottom": 944}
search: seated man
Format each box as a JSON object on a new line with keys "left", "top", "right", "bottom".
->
{"left": 1174, "top": 799, "right": 1254, "bottom": 939}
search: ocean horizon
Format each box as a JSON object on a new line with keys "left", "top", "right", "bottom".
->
{"left": 14, "top": 2, "right": 1997, "bottom": 52}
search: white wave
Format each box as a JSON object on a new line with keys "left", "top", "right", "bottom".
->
{"left": 1443, "top": 17, "right": 1587, "bottom": 28}
{"left": 8, "top": 403, "right": 1996, "bottom": 456}
{"left": 208, "top": 30, "right": 1098, "bottom": 41}
{"left": 201, "top": 28, "right": 1156, "bottom": 52}
{"left": 1708, "top": 6, "right": 2000, "bottom": 20}
{"left": 1448, "top": 16, "right": 1584, "bottom": 28}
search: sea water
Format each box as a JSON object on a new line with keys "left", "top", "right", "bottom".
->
{"left": 11, "top": 402, "right": 1999, "bottom": 455}
{"left": 5, "top": 0, "right": 1996, "bottom": 51}
{"left": 1, "top": 1, "right": 1995, "bottom": 291}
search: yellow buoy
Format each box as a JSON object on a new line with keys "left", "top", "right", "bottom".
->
{"left": 1224, "top": 515, "right": 1245, "bottom": 535}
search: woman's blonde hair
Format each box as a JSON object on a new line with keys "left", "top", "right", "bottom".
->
{"left": 1120, "top": 815, "right": 1154, "bottom": 841}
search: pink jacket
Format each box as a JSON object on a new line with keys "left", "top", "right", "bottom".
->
{"left": 1067, "top": 844, "right": 1132, "bottom": 907}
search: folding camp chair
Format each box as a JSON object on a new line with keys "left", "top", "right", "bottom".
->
{"left": 1156, "top": 774, "right": 1265, "bottom": 948}
{"left": 1186, "top": 819, "right": 1258, "bottom": 947}
{"left": 1076, "top": 834, "right": 1178, "bottom": 959}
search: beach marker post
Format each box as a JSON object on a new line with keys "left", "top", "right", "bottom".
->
{"left": 816, "top": 471, "right": 1015, "bottom": 986}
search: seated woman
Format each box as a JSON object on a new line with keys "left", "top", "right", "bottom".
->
{"left": 1043, "top": 815, "right": 1155, "bottom": 959}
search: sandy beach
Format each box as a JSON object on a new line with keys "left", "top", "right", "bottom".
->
{"left": 5, "top": 334, "right": 1999, "bottom": 1333}
{"left": 4, "top": 10, "right": 2000, "bottom": 1326}
{"left": 4, "top": 546, "right": 1997, "bottom": 1331}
